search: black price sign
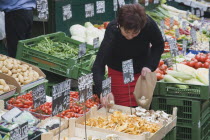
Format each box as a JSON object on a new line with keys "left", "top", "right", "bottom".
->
{"left": 36, "top": 0, "right": 49, "bottom": 20}
{"left": 113, "top": 0, "right": 118, "bottom": 11}
{"left": 85, "top": 3, "right": 94, "bottom": 18}
{"left": 175, "top": 28, "right": 180, "bottom": 38}
{"left": 201, "top": 9, "right": 204, "bottom": 17}
{"left": 62, "top": 4, "right": 72, "bottom": 21}
{"left": 93, "top": 37, "right": 100, "bottom": 49}
{"left": 160, "top": 20, "right": 165, "bottom": 29}
{"left": 118, "top": 0, "right": 125, "bottom": 8}
{"left": 122, "top": 59, "right": 134, "bottom": 84}
{"left": 191, "top": 7, "right": 195, "bottom": 15}
{"left": 145, "top": 0, "right": 149, "bottom": 6}
{"left": 10, "top": 122, "right": 28, "bottom": 140}
{"left": 96, "top": 1, "right": 105, "bottom": 14}
{"left": 32, "top": 84, "right": 46, "bottom": 109}
{"left": 102, "top": 77, "right": 111, "bottom": 97}
{"left": 190, "top": 28, "right": 197, "bottom": 44}
{"left": 168, "top": 38, "right": 178, "bottom": 57}
{"left": 170, "top": 17, "right": 174, "bottom": 28}
{"left": 182, "top": 40, "right": 187, "bottom": 56}
{"left": 78, "top": 43, "right": 86, "bottom": 58}
{"left": 52, "top": 79, "right": 71, "bottom": 116}
{"left": 196, "top": 9, "right": 201, "bottom": 17}
{"left": 78, "top": 73, "right": 93, "bottom": 102}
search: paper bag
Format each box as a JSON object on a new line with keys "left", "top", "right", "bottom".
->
{"left": 133, "top": 72, "right": 157, "bottom": 109}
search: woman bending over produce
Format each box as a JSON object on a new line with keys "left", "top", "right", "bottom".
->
{"left": 92, "top": 4, "right": 164, "bottom": 107}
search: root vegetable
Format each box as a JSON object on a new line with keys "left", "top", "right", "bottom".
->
{"left": 17, "top": 69, "right": 22, "bottom": 73}
{"left": 0, "top": 85, "right": 3, "bottom": 90}
{"left": 23, "top": 79, "right": 33, "bottom": 85}
{"left": 2, "top": 66, "right": 8, "bottom": 73}
{"left": 13, "top": 64, "right": 18, "bottom": 69}
{"left": 22, "top": 66, "right": 27, "bottom": 72}
{"left": 3, "top": 85, "right": 10, "bottom": 92}
{"left": 6, "top": 63, "right": 13, "bottom": 70}
{"left": 0, "top": 61, "right": 3, "bottom": 69}
{"left": 18, "top": 74, "right": 24, "bottom": 83}
{"left": 11, "top": 69, "right": 17, "bottom": 74}
{"left": 0, "top": 55, "right": 7, "bottom": 61}
{"left": 7, "top": 70, "right": 12, "bottom": 76}
{"left": 0, "top": 79, "right": 6, "bottom": 86}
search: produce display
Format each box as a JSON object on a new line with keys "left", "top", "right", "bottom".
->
{"left": 85, "top": 111, "right": 161, "bottom": 135}
{"left": 0, "top": 79, "right": 11, "bottom": 94}
{"left": 0, "top": 55, "right": 43, "bottom": 86}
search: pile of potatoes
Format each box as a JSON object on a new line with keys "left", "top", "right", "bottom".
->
{"left": 0, "top": 79, "right": 10, "bottom": 94}
{"left": 0, "top": 55, "right": 43, "bottom": 86}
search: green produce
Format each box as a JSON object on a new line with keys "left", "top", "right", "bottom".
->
{"left": 167, "top": 70, "right": 193, "bottom": 80}
{"left": 164, "top": 75, "right": 189, "bottom": 89}
{"left": 196, "top": 68, "right": 209, "bottom": 85}
{"left": 0, "top": 133, "right": 9, "bottom": 140}
{"left": 173, "top": 64, "right": 197, "bottom": 78}
{"left": 183, "top": 79, "right": 205, "bottom": 85}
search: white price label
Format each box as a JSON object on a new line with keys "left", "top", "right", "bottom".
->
{"left": 154, "top": 0, "right": 159, "bottom": 4}
{"left": 168, "top": 38, "right": 178, "bottom": 57}
{"left": 190, "top": 28, "right": 197, "bottom": 44}
{"left": 78, "top": 43, "right": 86, "bottom": 58}
{"left": 118, "top": 0, "right": 125, "bottom": 8}
{"left": 85, "top": 3, "right": 94, "bottom": 18}
{"left": 113, "top": 0, "right": 118, "bottom": 11}
{"left": 196, "top": 9, "right": 201, "bottom": 17}
{"left": 122, "top": 59, "right": 134, "bottom": 84}
{"left": 145, "top": 0, "right": 149, "bottom": 6}
{"left": 96, "top": 1, "right": 105, "bottom": 14}
{"left": 62, "top": 4, "right": 72, "bottom": 21}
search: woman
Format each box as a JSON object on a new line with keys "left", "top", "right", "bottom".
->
{"left": 92, "top": 4, "right": 164, "bottom": 107}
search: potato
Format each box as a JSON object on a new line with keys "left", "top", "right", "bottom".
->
{"left": 13, "top": 64, "right": 19, "bottom": 69}
{"left": 16, "top": 60, "right": 21, "bottom": 64}
{"left": 3, "top": 85, "right": 10, "bottom": 92}
{"left": 0, "top": 85, "right": 3, "bottom": 90}
{"left": 12, "top": 74, "right": 18, "bottom": 78}
{"left": 7, "top": 70, "right": 12, "bottom": 76}
{"left": 0, "top": 90, "right": 4, "bottom": 95}
{"left": 0, "top": 79, "right": 6, "bottom": 86}
{"left": 17, "top": 69, "right": 22, "bottom": 73}
{"left": 0, "top": 61, "right": 3, "bottom": 69}
{"left": 24, "top": 77, "right": 29, "bottom": 81}
{"left": 15, "top": 78, "right": 19, "bottom": 82}
{"left": 22, "top": 66, "right": 27, "bottom": 72}
{"left": 2, "top": 66, "right": 8, "bottom": 73}
{"left": 11, "top": 69, "right": 17, "bottom": 74}
{"left": 18, "top": 74, "right": 24, "bottom": 83}
{"left": 23, "top": 71, "right": 29, "bottom": 77}
{"left": 23, "top": 79, "right": 33, "bottom": 85}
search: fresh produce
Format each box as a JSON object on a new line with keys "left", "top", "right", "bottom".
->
{"left": 172, "top": 64, "right": 197, "bottom": 78}
{"left": 196, "top": 68, "right": 209, "bottom": 85}
{"left": 0, "top": 55, "right": 43, "bottom": 86}
{"left": 30, "top": 102, "right": 52, "bottom": 116}
{"left": 155, "top": 60, "right": 168, "bottom": 80}
{"left": 85, "top": 111, "right": 161, "bottom": 135}
{"left": 7, "top": 92, "right": 33, "bottom": 110}
{"left": 164, "top": 75, "right": 189, "bottom": 89}
{"left": 0, "top": 79, "right": 11, "bottom": 94}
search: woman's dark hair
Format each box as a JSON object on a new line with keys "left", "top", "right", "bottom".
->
{"left": 117, "top": 4, "right": 147, "bottom": 32}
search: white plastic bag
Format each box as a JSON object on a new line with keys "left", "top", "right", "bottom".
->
{"left": 0, "top": 12, "right": 5, "bottom": 40}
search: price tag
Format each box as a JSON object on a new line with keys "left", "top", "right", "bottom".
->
{"left": 186, "top": 10, "right": 189, "bottom": 19}
{"left": 113, "top": 0, "right": 118, "bottom": 11}
{"left": 1, "top": 107, "right": 22, "bottom": 122}
{"left": 52, "top": 79, "right": 71, "bottom": 116}
{"left": 145, "top": 0, "right": 149, "bottom": 6}
{"left": 32, "top": 84, "right": 46, "bottom": 109}
{"left": 118, "top": 0, "right": 125, "bottom": 8}
{"left": 122, "top": 59, "right": 134, "bottom": 84}
{"left": 190, "top": 28, "right": 197, "bottom": 44}
{"left": 196, "top": 9, "right": 201, "bottom": 17}
{"left": 182, "top": 40, "right": 187, "bottom": 55}
{"left": 175, "top": 28, "right": 180, "bottom": 38}
{"left": 201, "top": 9, "right": 204, "bottom": 17}
{"left": 62, "top": 4, "right": 72, "bottom": 21}
{"left": 154, "top": 0, "right": 159, "bottom": 4}
{"left": 191, "top": 7, "right": 195, "bottom": 15}
{"left": 182, "top": 21, "right": 187, "bottom": 30}
{"left": 96, "top": 1, "right": 105, "bottom": 14}
{"left": 160, "top": 28, "right": 166, "bottom": 41}
{"left": 133, "top": 0, "right": 138, "bottom": 4}
{"left": 93, "top": 37, "right": 100, "bottom": 49}
{"left": 36, "top": 0, "right": 49, "bottom": 20}
{"left": 102, "top": 77, "right": 111, "bottom": 97}
{"left": 178, "top": 14, "right": 182, "bottom": 21}
{"left": 10, "top": 122, "right": 28, "bottom": 140}
{"left": 85, "top": 3, "right": 94, "bottom": 18}
{"left": 160, "top": 20, "right": 165, "bottom": 29}
{"left": 78, "top": 43, "right": 86, "bottom": 58}
{"left": 170, "top": 17, "right": 174, "bottom": 28}
{"left": 78, "top": 73, "right": 93, "bottom": 102}
{"left": 168, "top": 38, "right": 178, "bottom": 57}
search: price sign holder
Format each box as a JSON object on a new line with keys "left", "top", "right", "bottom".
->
{"left": 178, "top": 14, "right": 182, "bottom": 22}
{"left": 190, "top": 28, "right": 197, "bottom": 45}
{"left": 32, "top": 84, "right": 46, "bottom": 109}
{"left": 96, "top": 1, "right": 105, "bottom": 14}
{"left": 85, "top": 3, "right": 94, "bottom": 18}
{"left": 191, "top": 7, "right": 195, "bottom": 15}
{"left": 78, "top": 73, "right": 93, "bottom": 140}
{"left": 10, "top": 121, "right": 28, "bottom": 140}
{"left": 102, "top": 77, "right": 111, "bottom": 118}
{"left": 122, "top": 59, "right": 134, "bottom": 114}
{"left": 52, "top": 79, "right": 71, "bottom": 140}
{"left": 186, "top": 10, "right": 190, "bottom": 20}
{"left": 182, "top": 40, "right": 187, "bottom": 56}
{"left": 160, "top": 28, "right": 166, "bottom": 41}
{"left": 201, "top": 9, "right": 204, "bottom": 17}
{"left": 160, "top": 20, "right": 165, "bottom": 29}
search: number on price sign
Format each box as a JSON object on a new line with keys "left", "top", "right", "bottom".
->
{"left": 182, "top": 40, "right": 187, "bottom": 56}
{"left": 62, "top": 4, "right": 72, "bottom": 21}
{"left": 10, "top": 122, "right": 28, "bottom": 140}
{"left": 78, "top": 43, "right": 86, "bottom": 58}
{"left": 118, "top": 0, "right": 125, "bottom": 8}
{"left": 85, "top": 3, "right": 94, "bottom": 18}
{"left": 96, "top": 1, "right": 105, "bottom": 14}
{"left": 52, "top": 79, "right": 71, "bottom": 116}
{"left": 113, "top": 0, "right": 118, "bottom": 11}
{"left": 122, "top": 59, "right": 134, "bottom": 84}
{"left": 78, "top": 73, "right": 93, "bottom": 102}
{"left": 32, "top": 84, "right": 46, "bottom": 109}
{"left": 102, "top": 77, "right": 111, "bottom": 97}
{"left": 93, "top": 37, "right": 100, "bottom": 49}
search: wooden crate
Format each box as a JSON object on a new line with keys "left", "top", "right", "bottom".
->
{"left": 68, "top": 105, "right": 177, "bottom": 140}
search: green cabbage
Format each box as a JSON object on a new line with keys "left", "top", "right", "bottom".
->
{"left": 167, "top": 70, "right": 194, "bottom": 80}
{"left": 173, "top": 64, "right": 197, "bottom": 78}
{"left": 196, "top": 68, "right": 209, "bottom": 85}
{"left": 164, "top": 75, "right": 189, "bottom": 89}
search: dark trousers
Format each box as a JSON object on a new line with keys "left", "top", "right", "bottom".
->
{"left": 5, "top": 9, "right": 33, "bottom": 58}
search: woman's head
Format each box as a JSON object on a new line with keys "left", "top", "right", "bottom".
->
{"left": 117, "top": 4, "right": 147, "bottom": 40}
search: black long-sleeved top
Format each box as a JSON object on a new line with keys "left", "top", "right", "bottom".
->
{"left": 92, "top": 15, "right": 164, "bottom": 95}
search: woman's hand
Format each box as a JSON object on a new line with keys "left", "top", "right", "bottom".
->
{"left": 100, "top": 93, "right": 115, "bottom": 108}
{"left": 141, "top": 67, "right": 151, "bottom": 78}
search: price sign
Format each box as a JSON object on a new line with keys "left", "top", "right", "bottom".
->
{"left": 78, "top": 43, "right": 86, "bottom": 58}
{"left": 182, "top": 40, "right": 187, "bottom": 55}
{"left": 191, "top": 7, "right": 195, "bottom": 15}
{"left": 168, "top": 38, "right": 178, "bottom": 57}
{"left": 96, "top": 1, "right": 105, "bottom": 14}
{"left": 122, "top": 59, "right": 134, "bottom": 84}
{"left": 160, "top": 20, "right": 165, "bottom": 29}
{"left": 36, "top": 0, "right": 49, "bottom": 20}
{"left": 178, "top": 14, "right": 182, "bottom": 21}
{"left": 145, "top": 0, "right": 149, "bottom": 6}
{"left": 85, "top": 3, "right": 94, "bottom": 18}
{"left": 182, "top": 21, "right": 187, "bottom": 30}
{"left": 78, "top": 73, "right": 93, "bottom": 102}
{"left": 190, "top": 28, "right": 197, "bottom": 44}
{"left": 201, "top": 9, "right": 204, "bottom": 17}
{"left": 93, "top": 37, "right": 100, "bottom": 49}
{"left": 52, "top": 79, "right": 71, "bottom": 116}
{"left": 102, "top": 77, "right": 111, "bottom": 97}
{"left": 62, "top": 4, "right": 72, "bottom": 21}
{"left": 118, "top": 0, "right": 125, "bottom": 8}
{"left": 160, "top": 28, "right": 166, "bottom": 41}
{"left": 154, "top": 0, "right": 159, "bottom": 4}
{"left": 170, "top": 17, "right": 174, "bottom": 28}
{"left": 196, "top": 9, "right": 201, "bottom": 17}
{"left": 1, "top": 107, "right": 22, "bottom": 122}
{"left": 10, "top": 122, "right": 28, "bottom": 140}
{"left": 113, "top": 0, "right": 118, "bottom": 11}
{"left": 32, "top": 84, "right": 46, "bottom": 109}
{"left": 175, "top": 29, "right": 180, "bottom": 38}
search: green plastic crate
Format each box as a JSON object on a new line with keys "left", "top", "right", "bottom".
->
{"left": 16, "top": 32, "right": 94, "bottom": 79}
{"left": 162, "top": 127, "right": 176, "bottom": 140}
{"left": 151, "top": 97, "right": 210, "bottom": 127}
{"left": 154, "top": 81, "right": 210, "bottom": 100}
